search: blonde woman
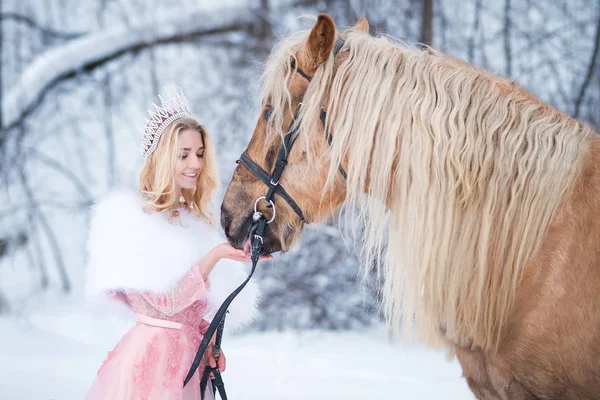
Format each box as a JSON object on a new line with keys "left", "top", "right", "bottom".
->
{"left": 84, "top": 87, "right": 264, "bottom": 399}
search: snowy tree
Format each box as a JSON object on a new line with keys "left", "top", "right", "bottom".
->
{"left": 0, "top": 0, "right": 598, "bottom": 330}
{"left": 250, "top": 222, "right": 383, "bottom": 331}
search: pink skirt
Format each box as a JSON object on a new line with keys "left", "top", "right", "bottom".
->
{"left": 86, "top": 314, "right": 213, "bottom": 400}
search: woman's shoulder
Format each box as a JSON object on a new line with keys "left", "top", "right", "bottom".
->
{"left": 90, "top": 189, "right": 144, "bottom": 222}
{"left": 85, "top": 189, "right": 224, "bottom": 296}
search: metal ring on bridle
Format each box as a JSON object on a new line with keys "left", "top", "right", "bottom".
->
{"left": 253, "top": 234, "right": 264, "bottom": 245}
{"left": 253, "top": 196, "right": 276, "bottom": 224}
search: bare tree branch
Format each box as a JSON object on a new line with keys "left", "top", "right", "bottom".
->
{"left": 0, "top": 200, "right": 93, "bottom": 218}
{"left": 1, "top": 7, "right": 258, "bottom": 133}
{"left": 420, "top": 0, "right": 434, "bottom": 47}
{"left": 545, "top": 59, "right": 571, "bottom": 106}
{"left": 0, "top": 4, "right": 4, "bottom": 150}
{"left": 503, "top": 0, "right": 512, "bottom": 77}
{"left": 574, "top": 16, "right": 600, "bottom": 118}
{"left": 29, "top": 149, "right": 94, "bottom": 204}
{"left": 30, "top": 233, "right": 48, "bottom": 291}
{"left": 0, "top": 291, "right": 9, "bottom": 314}
{"left": 102, "top": 73, "right": 116, "bottom": 189}
{"left": 18, "top": 166, "right": 71, "bottom": 292}
{"left": 23, "top": 210, "right": 49, "bottom": 289}
{"left": 258, "top": 0, "right": 273, "bottom": 54}
{"left": 0, "top": 12, "right": 86, "bottom": 40}
{"left": 468, "top": 0, "right": 482, "bottom": 63}
{"left": 289, "top": 0, "right": 320, "bottom": 8}
{"left": 437, "top": 0, "right": 448, "bottom": 50}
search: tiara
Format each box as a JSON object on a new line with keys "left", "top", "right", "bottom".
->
{"left": 140, "top": 86, "right": 193, "bottom": 160}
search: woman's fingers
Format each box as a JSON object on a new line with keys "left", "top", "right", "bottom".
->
{"left": 227, "top": 255, "right": 252, "bottom": 262}
{"left": 227, "top": 254, "right": 273, "bottom": 262}
{"left": 218, "top": 242, "right": 275, "bottom": 262}
{"left": 218, "top": 351, "right": 226, "bottom": 372}
{"left": 221, "top": 243, "right": 273, "bottom": 257}
{"left": 206, "top": 351, "right": 217, "bottom": 368}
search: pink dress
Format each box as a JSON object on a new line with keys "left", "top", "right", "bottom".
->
{"left": 86, "top": 264, "right": 214, "bottom": 400}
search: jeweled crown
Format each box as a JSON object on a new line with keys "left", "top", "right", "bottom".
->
{"left": 140, "top": 86, "right": 193, "bottom": 160}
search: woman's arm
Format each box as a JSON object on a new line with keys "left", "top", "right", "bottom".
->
{"left": 135, "top": 243, "right": 259, "bottom": 316}
{"left": 136, "top": 264, "right": 208, "bottom": 316}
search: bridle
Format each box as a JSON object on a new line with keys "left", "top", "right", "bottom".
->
{"left": 237, "top": 37, "right": 347, "bottom": 227}
{"left": 183, "top": 38, "right": 347, "bottom": 400}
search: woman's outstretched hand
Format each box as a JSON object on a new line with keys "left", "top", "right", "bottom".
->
{"left": 199, "top": 242, "right": 272, "bottom": 278}
{"left": 212, "top": 242, "right": 273, "bottom": 263}
{"left": 213, "top": 243, "right": 251, "bottom": 262}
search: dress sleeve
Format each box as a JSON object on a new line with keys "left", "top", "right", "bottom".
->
{"left": 135, "top": 265, "right": 209, "bottom": 316}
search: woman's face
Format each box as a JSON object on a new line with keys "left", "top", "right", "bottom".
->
{"left": 174, "top": 129, "right": 205, "bottom": 192}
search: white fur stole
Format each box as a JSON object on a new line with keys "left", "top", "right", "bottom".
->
{"left": 84, "top": 190, "right": 259, "bottom": 330}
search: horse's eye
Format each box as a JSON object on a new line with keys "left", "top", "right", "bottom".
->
{"left": 263, "top": 107, "right": 273, "bottom": 121}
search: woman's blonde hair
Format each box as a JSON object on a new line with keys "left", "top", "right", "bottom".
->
{"left": 139, "top": 117, "right": 219, "bottom": 226}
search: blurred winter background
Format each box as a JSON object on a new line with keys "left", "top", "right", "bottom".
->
{"left": 0, "top": 0, "right": 598, "bottom": 398}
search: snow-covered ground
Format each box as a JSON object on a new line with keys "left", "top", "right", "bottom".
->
{"left": 0, "top": 301, "right": 473, "bottom": 400}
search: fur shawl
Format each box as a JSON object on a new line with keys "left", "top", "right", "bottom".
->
{"left": 84, "top": 190, "right": 259, "bottom": 330}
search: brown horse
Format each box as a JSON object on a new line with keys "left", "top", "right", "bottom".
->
{"left": 220, "top": 13, "right": 600, "bottom": 399}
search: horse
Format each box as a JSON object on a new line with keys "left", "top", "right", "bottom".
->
{"left": 220, "top": 13, "right": 600, "bottom": 399}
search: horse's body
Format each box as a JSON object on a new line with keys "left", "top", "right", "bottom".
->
{"left": 455, "top": 140, "right": 600, "bottom": 398}
{"left": 220, "top": 14, "right": 600, "bottom": 398}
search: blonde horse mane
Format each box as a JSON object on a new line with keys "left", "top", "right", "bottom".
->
{"left": 260, "top": 27, "right": 596, "bottom": 351}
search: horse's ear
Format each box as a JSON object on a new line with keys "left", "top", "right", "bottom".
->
{"left": 352, "top": 17, "right": 369, "bottom": 33}
{"left": 306, "top": 14, "right": 336, "bottom": 67}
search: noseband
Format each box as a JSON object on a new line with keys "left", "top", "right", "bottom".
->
{"left": 237, "top": 38, "right": 347, "bottom": 226}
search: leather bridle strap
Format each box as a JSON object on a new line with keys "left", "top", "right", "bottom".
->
{"left": 237, "top": 106, "right": 307, "bottom": 222}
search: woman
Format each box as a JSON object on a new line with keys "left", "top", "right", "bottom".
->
{"left": 84, "top": 87, "right": 264, "bottom": 399}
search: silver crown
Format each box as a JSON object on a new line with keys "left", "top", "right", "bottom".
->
{"left": 140, "top": 86, "right": 193, "bottom": 160}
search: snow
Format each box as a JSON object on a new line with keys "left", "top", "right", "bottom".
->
{"left": 2, "top": 2, "right": 596, "bottom": 399}
{"left": 0, "top": 302, "right": 474, "bottom": 399}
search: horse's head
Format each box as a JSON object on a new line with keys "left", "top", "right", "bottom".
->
{"left": 220, "top": 14, "right": 369, "bottom": 254}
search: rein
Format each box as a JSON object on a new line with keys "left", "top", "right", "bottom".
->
{"left": 183, "top": 38, "right": 346, "bottom": 400}
{"left": 182, "top": 226, "right": 264, "bottom": 399}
